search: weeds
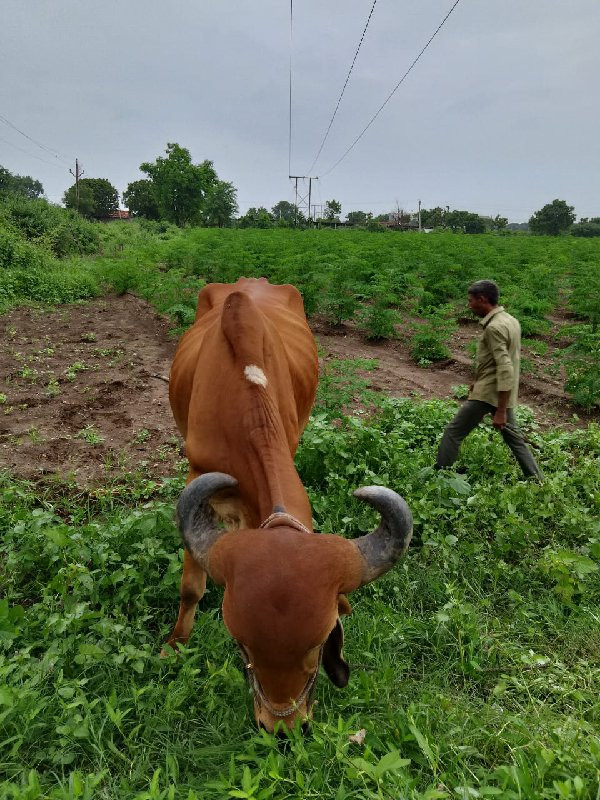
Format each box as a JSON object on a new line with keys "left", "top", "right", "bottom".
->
{"left": 0, "top": 399, "right": 599, "bottom": 798}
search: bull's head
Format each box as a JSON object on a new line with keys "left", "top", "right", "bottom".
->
{"left": 177, "top": 473, "right": 412, "bottom": 732}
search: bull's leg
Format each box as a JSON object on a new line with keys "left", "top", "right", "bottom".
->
{"left": 162, "top": 549, "right": 207, "bottom": 653}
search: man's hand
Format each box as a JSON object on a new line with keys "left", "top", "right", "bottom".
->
{"left": 492, "top": 408, "right": 507, "bottom": 429}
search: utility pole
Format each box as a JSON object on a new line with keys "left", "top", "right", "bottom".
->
{"left": 289, "top": 175, "right": 318, "bottom": 226}
{"left": 418, "top": 199, "right": 422, "bottom": 232}
{"left": 69, "top": 158, "right": 84, "bottom": 211}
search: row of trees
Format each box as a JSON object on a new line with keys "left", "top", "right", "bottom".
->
{"left": 239, "top": 199, "right": 343, "bottom": 228}
{"left": 62, "top": 143, "right": 238, "bottom": 227}
{"left": 5, "top": 155, "right": 598, "bottom": 237}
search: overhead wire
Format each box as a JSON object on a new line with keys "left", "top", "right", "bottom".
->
{"left": 319, "top": 0, "right": 463, "bottom": 178}
{"left": 0, "top": 112, "right": 71, "bottom": 166}
{"left": 306, "top": 0, "right": 378, "bottom": 175}
{"left": 288, "top": 0, "right": 294, "bottom": 177}
{"left": 0, "top": 133, "right": 67, "bottom": 170}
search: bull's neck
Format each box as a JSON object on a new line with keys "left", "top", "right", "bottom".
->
{"left": 256, "top": 468, "right": 313, "bottom": 531}
{"left": 248, "top": 433, "right": 313, "bottom": 531}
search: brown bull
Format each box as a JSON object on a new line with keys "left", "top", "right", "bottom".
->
{"left": 166, "top": 277, "right": 412, "bottom": 731}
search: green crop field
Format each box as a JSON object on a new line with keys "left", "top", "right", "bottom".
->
{"left": 2, "top": 218, "right": 598, "bottom": 409}
{"left": 1, "top": 214, "right": 600, "bottom": 798}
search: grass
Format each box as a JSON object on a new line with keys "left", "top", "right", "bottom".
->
{"left": 1, "top": 371, "right": 599, "bottom": 799}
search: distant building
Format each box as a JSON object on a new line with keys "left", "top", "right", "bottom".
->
{"left": 107, "top": 209, "right": 131, "bottom": 221}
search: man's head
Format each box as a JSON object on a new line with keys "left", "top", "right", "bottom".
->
{"left": 467, "top": 280, "right": 499, "bottom": 318}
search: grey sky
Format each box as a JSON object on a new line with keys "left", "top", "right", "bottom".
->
{"left": 2, "top": 1, "right": 599, "bottom": 221}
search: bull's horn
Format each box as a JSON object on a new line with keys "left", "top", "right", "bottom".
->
{"left": 352, "top": 486, "right": 412, "bottom": 583}
{"left": 177, "top": 472, "right": 238, "bottom": 568}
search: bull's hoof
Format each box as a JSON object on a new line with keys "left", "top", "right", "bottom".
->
{"left": 160, "top": 640, "right": 184, "bottom": 658}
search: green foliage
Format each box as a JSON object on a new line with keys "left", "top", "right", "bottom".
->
{"left": 202, "top": 181, "right": 238, "bottom": 227}
{"left": 345, "top": 210, "right": 371, "bottom": 226}
{"left": 270, "top": 201, "right": 299, "bottom": 226}
{"left": 315, "top": 357, "right": 379, "bottom": 417}
{"left": 238, "top": 207, "right": 273, "bottom": 229}
{"left": 0, "top": 194, "right": 101, "bottom": 309}
{"left": 562, "top": 326, "right": 600, "bottom": 410}
{"left": 2, "top": 395, "right": 599, "bottom": 798}
{"left": 325, "top": 199, "right": 342, "bottom": 221}
{"left": 357, "top": 297, "right": 398, "bottom": 340}
{"left": 140, "top": 143, "right": 219, "bottom": 227}
{"left": 529, "top": 199, "right": 576, "bottom": 236}
{"left": 166, "top": 303, "right": 196, "bottom": 326}
{"left": 123, "top": 179, "right": 161, "bottom": 220}
{"left": 63, "top": 178, "right": 119, "bottom": 220}
{"left": 446, "top": 210, "right": 486, "bottom": 234}
{"left": 0, "top": 164, "right": 44, "bottom": 199}
{"left": 0, "top": 195, "right": 99, "bottom": 258}
{"left": 571, "top": 221, "right": 600, "bottom": 237}
{"left": 410, "top": 306, "right": 457, "bottom": 364}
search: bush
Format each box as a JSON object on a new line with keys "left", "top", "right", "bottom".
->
{"left": 571, "top": 222, "right": 600, "bottom": 237}
{"left": 357, "top": 298, "right": 398, "bottom": 340}
{"left": 561, "top": 326, "right": 600, "bottom": 410}
{"left": 410, "top": 306, "right": 457, "bottom": 364}
{"left": 0, "top": 195, "right": 100, "bottom": 258}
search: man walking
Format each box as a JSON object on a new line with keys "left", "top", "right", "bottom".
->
{"left": 435, "top": 280, "right": 542, "bottom": 479}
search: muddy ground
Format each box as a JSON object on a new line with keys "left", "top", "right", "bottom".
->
{"left": 1, "top": 295, "right": 596, "bottom": 485}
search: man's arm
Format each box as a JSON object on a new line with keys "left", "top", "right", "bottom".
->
{"left": 494, "top": 390, "right": 510, "bottom": 429}
{"left": 486, "top": 325, "right": 515, "bottom": 429}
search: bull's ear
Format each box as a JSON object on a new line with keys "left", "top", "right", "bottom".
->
{"left": 338, "top": 594, "right": 352, "bottom": 616}
{"left": 322, "top": 618, "right": 350, "bottom": 688}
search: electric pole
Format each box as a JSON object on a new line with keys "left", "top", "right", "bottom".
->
{"left": 289, "top": 175, "right": 318, "bottom": 226}
{"left": 69, "top": 159, "right": 84, "bottom": 211}
{"left": 418, "top": 199, "right": 422, "bottom": 232}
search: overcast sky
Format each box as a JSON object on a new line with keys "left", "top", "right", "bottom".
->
{"left": 2, "top": 1, "right": 599, "bottom": 221}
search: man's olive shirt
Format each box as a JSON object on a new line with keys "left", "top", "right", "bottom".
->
{"left": 469, "top": 306, "right": 521, "bottom": 408}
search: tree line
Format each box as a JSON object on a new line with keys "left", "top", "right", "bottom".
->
{"left": 3, "top": 151, "right": 600, "bottom": 236}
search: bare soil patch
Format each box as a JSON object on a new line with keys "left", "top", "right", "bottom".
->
{"left": 0, "top": 296, "right": 595, "bottom": 487}
{"left": 0, "top": 296, "right": 181, "bottom": 485}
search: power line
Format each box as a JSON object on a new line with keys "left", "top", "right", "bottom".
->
{"left": 0, "top": 112, "right": 71, "bottom": 166}
{"left": 288, "top": 0, "right": 294, "bottom": 177}
{"left": 306, "top": 0, "right": 378, "bottom": 174}
{"left": 319, "top": 0, "right": 463, "bottom": 178}
{"left": 0, "top": 133, "right": 67, "bottom": 170}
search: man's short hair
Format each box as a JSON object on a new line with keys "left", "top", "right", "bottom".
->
{"left": 468, "top": 280, "right": 499, "bottom": 305}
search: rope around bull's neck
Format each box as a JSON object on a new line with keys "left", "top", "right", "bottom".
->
{"left": 239, "top": 644, "right": 323, "bottom": 718}
{"left": 259, "top": 510, "right": 312, "bottom": 534}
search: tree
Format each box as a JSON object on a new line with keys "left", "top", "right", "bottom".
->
{"left": 63, "top": 177, "right": 118, "bottom": 219}
{"left": 0, "top": 166, "right": 44, "bottom": 199}
{"left": 491, "top": 214, "right": 508, "bottom": 231}
{"left": 324, "top": 199, "right": 342, "bottom": 221}
{"left": 346, "top": 210, "right": 371, "bottom": 226}
{"left": 463, "top": 213, "right": 486, "bottom": 234}
{"left": 237, "top": 207, "right": 273, "bottom": 228}
{"left": 529, "top": 199, "right": 575, "bottom": 235}
{"left": 140, "top": 143, "right": 218, "bottom": 226}
{"left": 202, "top": 180, "right": 238, "bottom": 227}
{"left": 123, "top": 179, "right": 160, "bottom": 220}
{"left": 420, "top": 207, "right": 446, "bottom": 228}
{"left": 271, "top": 200, "right": 299, "bottom": 225}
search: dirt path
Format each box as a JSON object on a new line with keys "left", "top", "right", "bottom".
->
{"left": 0, "top": 296, "right": 596, "bottom": 486}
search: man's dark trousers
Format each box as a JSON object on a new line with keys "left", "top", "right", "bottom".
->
{"left": 436, "top": 400, "right": 542, "bottom": 478}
